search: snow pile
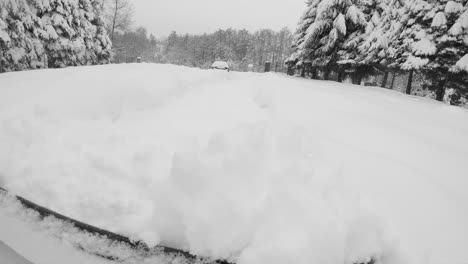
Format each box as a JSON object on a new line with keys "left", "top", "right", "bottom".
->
{"left": 1, "top": 64, "right": 468, "bottom": 264}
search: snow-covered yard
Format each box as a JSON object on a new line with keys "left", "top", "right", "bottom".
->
{"left": 0, "top": 64, "right": 467, "bottom": 264}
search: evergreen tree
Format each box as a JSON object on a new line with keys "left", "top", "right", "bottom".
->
{"left": 287, "top": 0, "right": 320, "bottom": 71}
{"left": 40, "top": 0, "right": 111, "bottom": 67}
{"left": 337, "top": 0, "right": 384, "bottom": 83}
{"left": 296, "top": 0, "right": 370, "bottom": 81}
{"left": 400, "top": 0, "right": 468, "bottom": 101}
{"left": 358, "top": 0, "right": 406, "bottom": 67}
{"left": 0, "top": 0, "right": 110, "bottom": 72}
{"left": 0, "top": 0, "right": 47, "bottom": 72}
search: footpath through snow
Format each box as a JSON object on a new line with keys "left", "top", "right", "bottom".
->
{"left": 0, "top": 64, "right": 467, "bottom": 264}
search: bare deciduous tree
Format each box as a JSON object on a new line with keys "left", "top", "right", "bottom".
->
{"left": 104, "top": 0, "right": 134, "bottom": 43}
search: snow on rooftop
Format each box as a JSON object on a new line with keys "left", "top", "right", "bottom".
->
{"left": 0, "top": 64, "right": 468, "bottom": 264}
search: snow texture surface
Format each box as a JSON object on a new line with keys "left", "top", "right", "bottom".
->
{"left": 1, "top": 64, "right": 468, "bottom": 264}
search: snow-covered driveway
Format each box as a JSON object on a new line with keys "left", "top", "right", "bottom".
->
{"left": 1, "top": 64, "right": 467, "bottom": 264}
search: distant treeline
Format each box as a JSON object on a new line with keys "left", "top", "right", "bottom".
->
{"left": 112, "top": 27, "right": 294, "bottom": 72}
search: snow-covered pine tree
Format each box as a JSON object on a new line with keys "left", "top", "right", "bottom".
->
{"left": 39, "top": 0, "right": 90, "bottom": 67}
{"left": 89, "top": 0, "right": 112, "bottom": 64}
{"left": 0, "top": 0, "right": 47, "bottom": 72}
{"left": 0, "top": 8, "right": 9, "bottom": 72}
{"left": 399, "top": 0, "right": 468, "bottom": 102}
{"left": 299, "top": 0, "right": 369, "bottom": 81}
{"left": 286, "top": 0, "right": 320, "bottom": 77}
{"left": 357, "top": 0, "right": 407, "bottom": 86}
{"left": 337, "top": 0, "right": 385, "bottom": 83}
{"left": 0, "top": 0, "right": 110, "bottom": 72}
{"left": 69, "top": 0, "right": 111, "bottom": 65}
{"left": 449, "top": 2, "right": 468, "bottom": 104}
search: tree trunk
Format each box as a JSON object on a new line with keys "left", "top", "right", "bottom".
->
{"left": 351, "top": 72, "right": 360, "bottom": 85}
{"left": 390, "top": 70, "right": 397, "bottom": 90}
{"left": 287, "top": 65, "right": 293, "bottom": 76}
{"left": 301, "top": 67, "right": 305, "bottom": 78}
{"left": 435, "top": 85, "right": 446, "bottom": 102}
{"left": 435, "top": 72, "right": 449, "bottom": 102}
{"left": 357, "top": 66, "right": 366, "bottom": 85}
{"left": 311, "top": 68, "right": 318, "bottom": 79}
{"left": 406, "top": 70, "right": 414, "bottom": 95}
{"left": 381, "top": 71, "right": 389, "bottom": 88}
{"left": 0, "top": 44, "right": 4, "bottom": 73}
{"left": 111, "top": 0, "right": 118, "bottom": 43}
{"left": 357, "top": 75, "right": 363, "bottom": 85}
{"left": 323, "top": 68, "right": 330, "bottom": 80}
{"left": 337, "top": 70, "right": 343, "bottom": 83}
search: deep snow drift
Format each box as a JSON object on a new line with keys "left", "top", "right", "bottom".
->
{"left": 0, "top": 64, "right": 467, "bottom": 264}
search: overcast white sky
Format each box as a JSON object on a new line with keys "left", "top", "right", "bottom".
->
{"left": 131, "top": 0, "right": 307, "bottom": 37}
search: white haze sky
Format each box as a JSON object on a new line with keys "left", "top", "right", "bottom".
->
{"left": 131, "top": 0, "right": 307, "bottom": 37}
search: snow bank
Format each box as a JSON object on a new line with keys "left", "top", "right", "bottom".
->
{"left": 1, "top": 64, "right": 468, "bottom": 264}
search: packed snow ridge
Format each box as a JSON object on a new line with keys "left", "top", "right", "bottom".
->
{"left": 0, "top": 64, "right": 468, "bottom": 264}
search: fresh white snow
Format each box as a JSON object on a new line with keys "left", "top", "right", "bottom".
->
{"left": 0, "top": 64, "right": 468, "bottom": 264}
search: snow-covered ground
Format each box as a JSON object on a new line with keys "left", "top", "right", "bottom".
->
{"left": 0, "top": 64, "right": 467, "bottom": 264}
